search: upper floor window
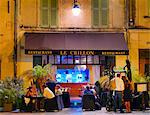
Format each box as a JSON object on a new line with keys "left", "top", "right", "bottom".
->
{"left": 92, "top": 0, "right": 109, "bottom": 27}
{"left": 40, "top": 0, "right": 58, "bottom": 27}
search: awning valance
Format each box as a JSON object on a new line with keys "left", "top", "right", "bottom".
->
{"left": 25, "top": 32, "right": 129, "bottom": 55}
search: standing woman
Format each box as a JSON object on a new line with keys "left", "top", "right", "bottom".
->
{"left": 124, "top": 80, "right": 132, "bottom": 113}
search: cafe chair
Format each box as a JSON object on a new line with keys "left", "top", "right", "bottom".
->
{"left": 82, "top": 94, "right": 95, "bottom": 111}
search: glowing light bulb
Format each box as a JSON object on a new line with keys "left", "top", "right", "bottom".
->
{"left": 72, "top": 4, "right": 80, "bottom": 16}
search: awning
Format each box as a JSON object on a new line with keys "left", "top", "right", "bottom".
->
{"left": 25, "top": 32, "right": 129, "bottom": 55}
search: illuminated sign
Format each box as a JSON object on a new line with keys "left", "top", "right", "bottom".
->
{"left": 101, "top": 51, "right": 127, "bottom": 55}
{"left": 26, "top": 50, "right": 53, "bottom": 55}
{"left": 60, "top": 51, "right": 95, "bottom": 55}
{"left": 25, "top": 50, "right": 129, "bottom": 55}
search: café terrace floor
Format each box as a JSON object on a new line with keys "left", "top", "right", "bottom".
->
{"left": 0, "top": 97, "right": 149, "bottom": 115}
{"left": 0, "top": 107, "right": 149, "bottom": 115}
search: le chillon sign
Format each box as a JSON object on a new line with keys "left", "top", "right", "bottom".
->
{"left": 25, "top": 50, "right": 129, "bottom": 55}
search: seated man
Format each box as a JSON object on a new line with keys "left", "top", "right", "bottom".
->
{"left": 84, "top": 86, "right": 94, "bottom": 95}
{"left": 46, "top": 78, "right": 57, "bottom": 95}
{"left": 43, "top": 85, "right": 57, "bottom": 111}
{"left": 43, "top": 85, "right": 55, "bottom": 99}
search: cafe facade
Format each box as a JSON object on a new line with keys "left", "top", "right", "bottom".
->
{"left": 1, "top": 0, "right": 142, "bottom": 81}
{"left": 18, "top": 32, "right": 128, "bottom": 85}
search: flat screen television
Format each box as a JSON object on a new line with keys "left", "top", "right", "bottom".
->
{"left": 134, "top": 83, "right": 148, "bottom": 92}
{"left": 56, "top": 69, "right": 89, "bottom": 83}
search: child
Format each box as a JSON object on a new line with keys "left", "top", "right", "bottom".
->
{"left": 124, "top": 80, "right": 132, "bottom": 113}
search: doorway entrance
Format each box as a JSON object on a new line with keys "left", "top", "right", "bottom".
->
{"left": 139, "top": 49, "right": 150, "bottom": 76}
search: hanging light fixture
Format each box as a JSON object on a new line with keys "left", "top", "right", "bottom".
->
{"left": 72, "top": 0, "right": 80, "bottom": 16}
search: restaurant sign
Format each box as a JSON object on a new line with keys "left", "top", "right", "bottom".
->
{"left": 25, "top": 50, "right": 129, "bottom": 55}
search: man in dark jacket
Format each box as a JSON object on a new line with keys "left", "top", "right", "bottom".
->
{"left": 46, "top": 78, "right": 56, "bottom": 95}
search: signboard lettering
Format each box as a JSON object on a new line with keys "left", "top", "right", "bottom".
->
{"left": 25, "top": 50, "right": 129, "bottom": 55}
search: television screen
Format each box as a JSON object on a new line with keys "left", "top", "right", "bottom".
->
{"left": 56, "top": 69, "right": 89, "bottom": 83}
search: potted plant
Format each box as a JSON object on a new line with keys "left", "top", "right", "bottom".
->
{"left": 0, "top": 80, "right": 4, "bottom": 111}
{"left": 0, "top": 77, "right": 24, "bottom": 112}
{"left": 3, "top": 88, "right": 16, "bottom": 111}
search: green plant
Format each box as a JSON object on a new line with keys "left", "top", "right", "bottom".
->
{"left": 145, "top": 75, "right": 150, "bottom": 82}
{"left": 0, "top": 77, "right": 24, "bottom": 105}
{"left": 43, "top": 64, "right": 53, "bottom": 76}
{"left": 21, "top": 64, "right": 54, "bottom": 94}
{"left": 22, "top": 64, "right": 52, "bottom": 81}
{"left": 0, "top": 81, "right": 4, "bottom": 107}
{"left": 132, "top": 73, "right": 147, "bottom": 83}
{"left": 33, "top": 65, "right": 47, "bottom": 79}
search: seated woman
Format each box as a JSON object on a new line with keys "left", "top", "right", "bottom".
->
{"left": 55, "top": 84, "right": 63, "bottom": 96}
{"left": 24, "top": 85, "right": 38, "bottom": 112}
{"left": 55, "top": 84, "right": 64, "bottom": 109}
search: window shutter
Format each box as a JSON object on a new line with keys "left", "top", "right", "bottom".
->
{"left": 41, "top": 0, "right": 49, "bottom": 27}
{"left": 50, "top": 0, "right": 58, "bottom": 27}
{"left": 92, "top": 0, "right": 100, "bottom": 27}
{"left": 101, "top": 0, "right": 108, "bottom": 26}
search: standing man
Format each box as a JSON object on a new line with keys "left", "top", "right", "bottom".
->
{"left": 111, "top": 73, "right": 125, "bottom": 113}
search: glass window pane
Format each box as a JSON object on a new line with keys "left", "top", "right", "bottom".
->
{"left": 49, "top": 55, "right": 54, "bottom": 64}
{"left": 74, "top": 56, "right": 80, "bottom": 64}
{"left": 107, "top": 56, "right": 115, "bottom": 66}
{"left": 68, "top": 55, "right": 73, "bottom": 64}
{"left": 94, "top": 55, "right": 99, "bottom": 64}
{"left": 81, "top": 56, "right": 86, "bottom": 64}
{"left": 100, "top": 56, "right": 105, "bottom": 65}
{"left": 33, "top": 55, "right": 42, "bottom": 67}
{"left": 87, "top": 56, "right": 93, "bottom": 64}
{"left": 61, "top": 56, "right": 68, "bottom": 64}
{"left": 55, "top": 55, "right": 60, "bottom": 64}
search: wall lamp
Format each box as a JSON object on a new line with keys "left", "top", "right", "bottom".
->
{"left": 72, "top": 0, "right": 80, "bottom": 16}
